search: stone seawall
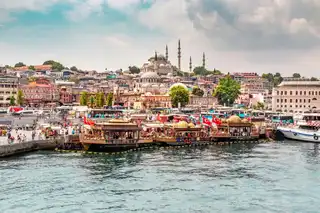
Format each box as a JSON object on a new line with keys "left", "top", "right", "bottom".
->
{"left": 0, "top": 138, "right": 63, "bottom": 158}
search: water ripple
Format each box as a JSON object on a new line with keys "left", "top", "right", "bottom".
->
{"left": 0, "top": 141, "right": 320, "bottom": 212}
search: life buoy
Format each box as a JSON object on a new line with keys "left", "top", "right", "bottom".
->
{"left": 314, "top": 135, "right": 318, "bottom": 140}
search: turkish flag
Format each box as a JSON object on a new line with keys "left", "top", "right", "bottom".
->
{"left": 202, "top": 116, "right": 212, "bottom": 126}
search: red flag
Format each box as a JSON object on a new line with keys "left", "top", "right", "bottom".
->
{"left": 212, "top": 116, "right": 222, "bottom": 125}
{"left": 202, "top": 116, "right": 212, "bottom": 126}
{"left": 84, "top": 116, "right": 88, "bottom": 125}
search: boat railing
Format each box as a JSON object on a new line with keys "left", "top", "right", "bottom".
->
{"left": 106, "top": 139, "right": 138, "bottom": 144}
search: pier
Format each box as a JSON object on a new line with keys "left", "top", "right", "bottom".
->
{"left": 0, "top": 138, "right": 62, "bottom": 158}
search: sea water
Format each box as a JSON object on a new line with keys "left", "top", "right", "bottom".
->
{"left": 0, "top": 140, "right": 319, "bottom": 213}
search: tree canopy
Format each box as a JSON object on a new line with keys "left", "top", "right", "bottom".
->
{"left": 10, "top": 96, "right": 16, "bottom": 106}
{"left": 28, "top": 65, "right": 35, "bottom": 71}
{"left": 70, "top": 66, "right": 78, "bottom": 71}
{"left": 262, "top": 72, "right": 283, "bottom": 86}
{"left": 14, "top": 62, "right": 26, "bottom": 68}
{"left": 169, "top": 85, "right": 190, "bottom": 108}
{"left": 106, "top": 93, "right": 113, "bottom": 106}
{"left": 43, "top": 60, "right": 64, "bottom": 71}
{"left": 292, "top": 73, "right": 301, "bottom": 78}
{"left": 128, "top": 66, "right": 140, "bottom": 74}
{"left": 80, "top": 91, "right": 88, "bottom": 106}
{"left": 213, "top": 75, "right": 241, "bottom": 106}
{"left": 193, "top": 66, "right": 223, "bottom": 76}
{"left": 17, "top": 90, "right": 24, "bottom": 106}
{"left": 311, "top": 77, "right": 318, "bottom": 81}
{"left": 192, "top": 86, "right": 204, "bottom": 97}
{"left": 95, "top": 92, "right": 105, "bottom": 108}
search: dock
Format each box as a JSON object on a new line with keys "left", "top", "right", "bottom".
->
{"left": 0, "top": 138, "right": 63, "bottom": 158}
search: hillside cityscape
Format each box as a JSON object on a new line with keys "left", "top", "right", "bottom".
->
{"left": 0, "top": 40, "right": 319, "bottom": 113}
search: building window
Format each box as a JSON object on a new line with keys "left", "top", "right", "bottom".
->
{"left": 281, "top": 99, "right": 283, "bottom": 103}
{"left": 277, "top": 91, "right": 279, "bottom": 95}
{"left": 285, "top": 91, "right": 287, "bottom": 95}
{"left": 304, "top": 99, "right": 306, "bottom": 103}
{"left": 277, "top": 99, "right": 279, "bottom": 103}
{"left": 296, "top": 99, "right": 298, "bottom": 103}
{"left": 312, "top": 91, "right": 314, "bottom": 95}
{"left": 304, "top": 91, "right": 306, "bottom": 95}
{"left": 281, "top": 91, "right": 283, "bottom": 95}
{"left": 300, "top": 91, "right": 302, "bottom": 95}
{"left": 300, "top": 99, "right": 302, "bottom": 103}
{"left": 309, "top": 91, "right": 311, "bottom": 95}
{"left": 309, "top": 99, "right": 311, "bottom": 103}
{"left": 290, "top": 99, "right": 292, "bottom": 103}
{"left": 285, "top": 99, "right": 287, "bottom": 103}
{"left": 290, "top": 91, "right": 292, "bottom": 95}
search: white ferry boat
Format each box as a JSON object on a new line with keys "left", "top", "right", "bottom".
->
{"left": 277, "top": 113, "right": 320, "bottom": 143}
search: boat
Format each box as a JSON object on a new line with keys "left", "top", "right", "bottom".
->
{"left": 277, "top": 113, "right": 320, "bottom": 143}
{"left": 154, "top": 121, "right": 210, "bottom": 146}
{"left": 212, "top": 115, "right": 260, "bottom": 141}
{"left": 79, "top": 119, "right": 142, "bottom": 152}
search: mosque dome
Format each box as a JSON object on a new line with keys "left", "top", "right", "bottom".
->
{"left": 141, "top": 72, "right": 160, "bottom": 79}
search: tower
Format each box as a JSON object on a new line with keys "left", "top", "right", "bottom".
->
{"left": 189, "top": 56, "right": 192, "bottom": 73}
{"left": 155, "top": 51, "right": 158, "bottom": 61}
{"left": 202, "top": 52, "right": 206, "bottom": 68}
{"left": 178, "top": 40, "right": 181, "bottom": 71}
{"left": 165, "top": 45, "right": 168, "bottom": 61}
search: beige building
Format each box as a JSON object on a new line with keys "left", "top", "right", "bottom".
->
{"left": 0, "top": 76, "right": 19, "bottom": 107}
{"left": 272, "top": 80, "right": 320, "bottom": 113}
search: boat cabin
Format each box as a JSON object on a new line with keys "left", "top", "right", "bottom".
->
{"left": 81, "top": 119, "right": 142, "bottom": 145}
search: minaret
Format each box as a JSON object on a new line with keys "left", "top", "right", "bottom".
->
{"left": 165, "top": 45, "right": 168, "bottom": 61}
{"left": 178, "top": 40, "right": 181, "bottom": 71}
{"left": 202, "top": 52, "right": 206, "bottom": 68}
{"left": 189, "top": 56, "right": 192, "bottom": 73}
{"left": 155, "top": 51, "right": 158, "bottom": 61}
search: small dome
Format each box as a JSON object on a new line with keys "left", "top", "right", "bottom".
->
{"left": 175, "top": 121, "right": 188, "bottom": 128}
{"left": 242, "top": 118, "right": 249, "bottom": 123}
{"left": 188, "top": 123, "right": 195, "bottom": 128}
{"left": 141, "top": 72, "right": 160, "bottom": 79}
{"left": 227, "top": 115, "right": 241, "bottom": 123}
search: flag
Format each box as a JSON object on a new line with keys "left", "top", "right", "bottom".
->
{"left": 202, "top": 116, "right": 212, "bottom": 126}
{"left": 212, "top": 115, "right": 222, "bottom": 125}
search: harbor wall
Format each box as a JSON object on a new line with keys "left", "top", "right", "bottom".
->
{"left": 0, "top": 138, "right": 63, "bottom": 158}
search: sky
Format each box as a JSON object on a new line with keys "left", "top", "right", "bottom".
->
{"left": 0, "top": 0, "right": 320, "bottom": 77}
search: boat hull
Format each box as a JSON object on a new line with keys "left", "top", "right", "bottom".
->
{"left": 277, "top": 127, "right": 320, "bottom": 143}
{"left": 85, "top": 143, "right": 139, "bottom": 153}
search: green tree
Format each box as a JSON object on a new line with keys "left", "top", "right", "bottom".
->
{"left": 89, "top": 96, "right": 95, "bottom": 108}
{"left": 128, "top": 66, "right": 140, "bottom": 74}
{"left": 94, "top": 92, "right": 106, "bottom": 108}
{"left": 262, "top": 72, "right": 283, "bottom": 86}
{"left": 193, "top": 66, "right": 208, "bottom": 76}
{"left": 70, "top": 66, "right": 78, "bottom": 71}
{"left": 28, "top": 65, "right": 36, "bottom": 71}
{"left": 14, "top": 62, "right": 26, "bottom": 68}
{"left": 106, "top": 93, "right": 113, "bottom": 107}
{"left": 192, "top": 86, "right": 204, "bottom": 97}
{"left": 16, "top": 90, "right": 24, "bottom": 106}
{"left": 213, "top": 75, "right": 241, "bottom": 106}
{"left": 292, "top": 73, "right": 301, "bottom": 78}
{"left": 253, "top": 102, "right": 265, "bottom": 110}
{"left": 99, "top": 92, "right": 106, "bottom": 107}
{"left": 43, "top": 60, "right": 64, "bottom": 71}
{"left": 169, "top": 85, "right": 190, "bottom": 108}
{"left": 311, "top": 77, "right": 318, "bottom": 81}
{"left": 80, "top": 91, "right": 88, "bottom": 106}
{"left": 9, "top": 96, "right": 16, "bottom": 106}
